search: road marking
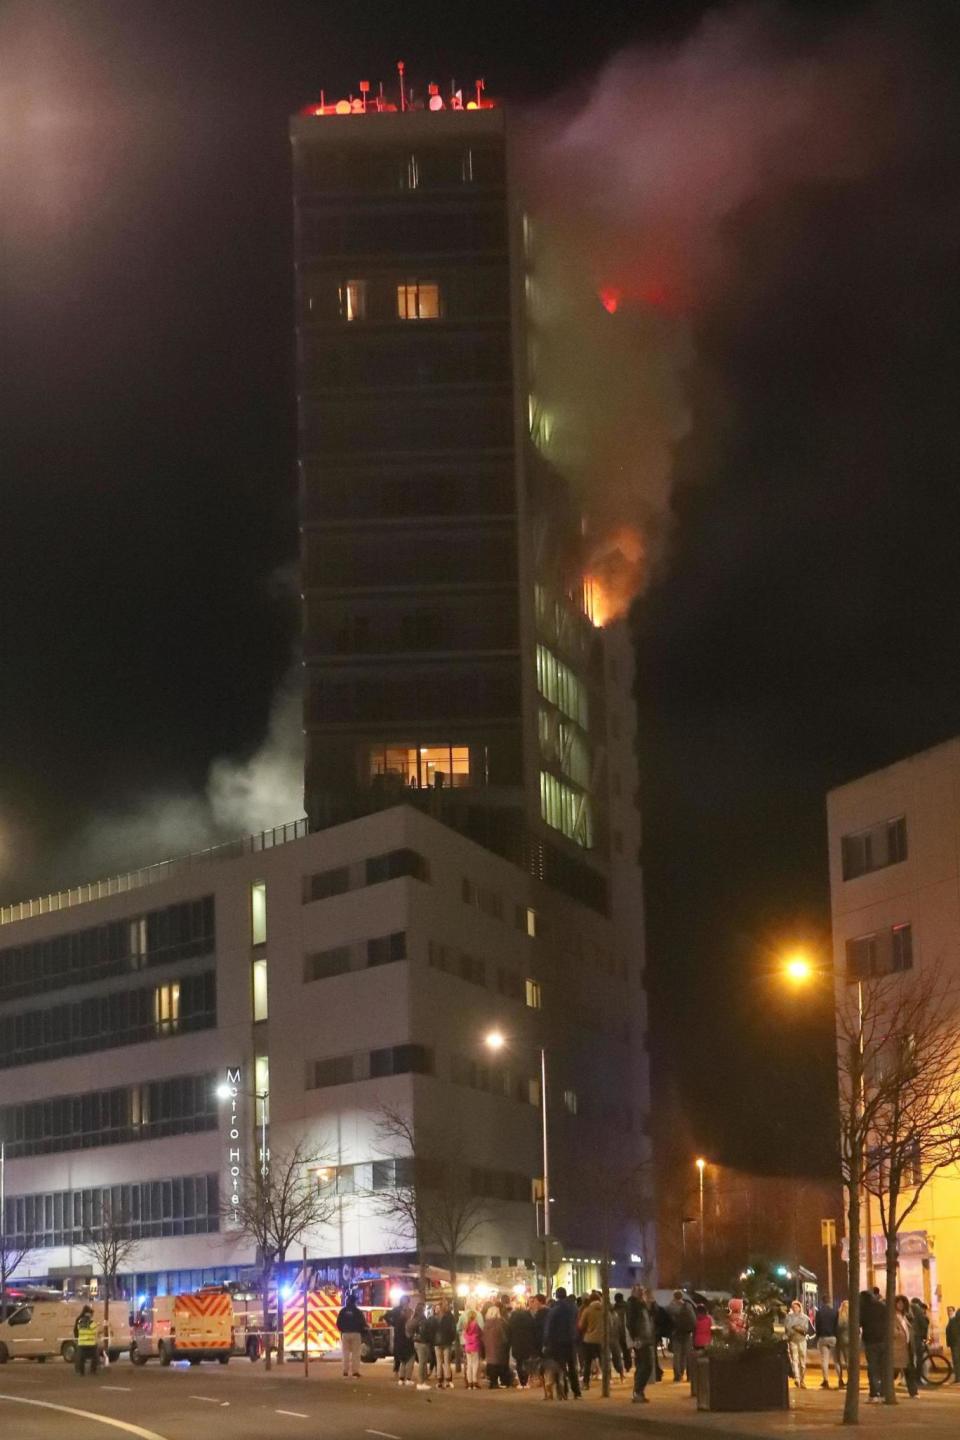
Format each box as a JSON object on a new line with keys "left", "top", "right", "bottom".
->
{"left": 0, "top": 1394, "right": 171, "bottom": 1439}
{"left": 101, "top": 1386, "right": 132, "bottom": 1391}
{"left": 189, "top": 1395, "right": 221, "bottom": 1402}
{"left": 367, "top": 1430, "right": 402, "bottom": 1439}
{"left": 276, "top": 1409, "right": 310, "bottom": 1418}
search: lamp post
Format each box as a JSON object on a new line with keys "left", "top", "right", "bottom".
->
{"left": 484, "top": 1030, "right": 552, "bottom": 1293}
{"left": 695, "top": 1158, "right": 706, "bottom": 1286}
{"left": 778, "top": 952, "right": 875, "bottom": 1292}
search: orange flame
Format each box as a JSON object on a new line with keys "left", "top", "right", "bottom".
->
{"left": 583, "top": 526, "right": 645, "bottom": 627}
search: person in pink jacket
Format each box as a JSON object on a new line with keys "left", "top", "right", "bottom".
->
{"left": 461, "top": 1308, "right": 483, "bottom": 1389}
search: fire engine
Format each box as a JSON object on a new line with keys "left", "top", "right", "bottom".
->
{"left": 282, "top": 1284, "right": 390, "bottom": 1362}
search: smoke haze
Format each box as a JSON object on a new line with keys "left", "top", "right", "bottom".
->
{"left": 517, "top": 2, "right": 927, "bottom": 597}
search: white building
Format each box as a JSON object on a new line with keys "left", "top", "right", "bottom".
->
{"left": 1, "top": 633, "right": 648, "bottom": 1297}
{"left": 827, "top": 736, "right": 960, "bottom": 1317}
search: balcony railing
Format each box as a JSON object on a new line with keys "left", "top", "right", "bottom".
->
{"left": 0, "top": 819, "right": 308, "bottom": 927}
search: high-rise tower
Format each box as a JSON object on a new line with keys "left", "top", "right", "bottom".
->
{"left": 291, "top": 81, "right": 609, "bottom": 912}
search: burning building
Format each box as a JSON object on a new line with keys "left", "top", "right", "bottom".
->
{"left": 0, "top": 74, "right": 651, "bottom": 1300}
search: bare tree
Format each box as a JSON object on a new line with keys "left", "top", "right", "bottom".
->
{"left": 0, "top": 1238, "right": 32, "bottom": 1321}
{"left": 836, "top": 965, "right": 960, "bottom": 1423}
{"left": 369, "top": 1104, "right": 494, "bottom": 1304}
{"left": 860, "top": 965, "right": 960, "bottom": 1404}
{"left": 225, "top": 1137, "right": 338, "bottom": 1367}
{"left": 79, "top": 1198, "right": 141, "bottom": 1335}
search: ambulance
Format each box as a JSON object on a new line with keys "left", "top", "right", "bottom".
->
{"left": 0, "top": 1299, "right": 131, "bottom": 1364}
{"left": 130, "top": 1288, "right": 263, "bottom": 1365}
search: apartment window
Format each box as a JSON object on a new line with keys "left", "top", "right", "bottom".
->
{"left": 154, "top": 983, "right": 181, "bottom": 1036}
{"left": 366, "top": 932, "right": 407, "bottom": 967}
{"left": 841, "top": 816, "right": 908, "bottom": 880}
{"left": 310, "top": 1054, "right": 356, "bottom": 1089}
{"left": 251, "top": 958, "right": 268, "bottom": 1022}
{"left": 846, "top": 923, "right": 914, "bottom": 981}
{"left": 525, "top": 979, "right": 542, "bottom": 1010}
{"left": 397, "top": 282, "right": 441, "bottom": 320}
{"left": 338, "top": 279, "right": 367, "bottom": 321}
{"left": 368, "top": 744, "right": 470, "bottom": 790}
{"left": 478, "top": 888, "right": 503, "bottom": 921}
{"left": 3, "top": 1173, "right": 219, "bottom": 1248}
{"left": 304, "top": 867, "right": 350, "bottom": 903}
{"left": 251, "top": 882, "right": 267, "bottom": 946}
{"left": 536, "top": 644, "right": 589, "bottom": 728}
{"left": 365, "top": 849, "right": 429, "bottom": 886}
{"left": 497, "top": 968, "right": 524, "bottom": 1001}
{"left": 371, "top": 1157, "right": 417, "bottom": 1191}
{"left": 540, "top": 770, "right": 594, "bottom": 850}
{"left": 563, "top": 1089, "right": 578, "bottom": 1115}
{"left": 460, "top": 952, "right": 485, "bottom": 986}
{"left": 305, "top": 946, "right": 351, "bottom": 982}
{"left": 369, "top": 1043, "right": 434, "bottom": 1078}
{"left": 462, "top": 878, "right": 476, "bottom": 905}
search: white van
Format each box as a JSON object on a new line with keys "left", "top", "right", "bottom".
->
{"left": 0, "top": 1300, "right": 131, "bottom": 1364}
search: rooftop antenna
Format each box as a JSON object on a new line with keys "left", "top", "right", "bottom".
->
{"left": 475, "top": 77, "right": 485, "bottom": 108}
{"left": 397, "top": 60, "right": 406, "bottom": 112}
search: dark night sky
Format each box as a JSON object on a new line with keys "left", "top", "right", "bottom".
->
{"left": 3, "top": 0, "right": 960, "bottom": 1176}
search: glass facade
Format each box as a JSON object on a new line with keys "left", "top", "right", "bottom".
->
{"left": 0, "top": 896, "right": 215, "bottom": 1003}
{"left": 0, "top": 971, "right": 216, "bottom": 1068}
{"left": 0, "top": 1073, "right": 217, "bottom": 1159}
{"left": 3, "top": 1173, "right": 220, "bottom": 1248}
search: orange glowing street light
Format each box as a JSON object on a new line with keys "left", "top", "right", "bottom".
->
{"left": 783, "top": 952, "right": 814, "bottom": 986}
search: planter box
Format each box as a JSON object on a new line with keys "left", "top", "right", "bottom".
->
{"left": 695, "top": 1345, "right": 789, "bottom": 1412}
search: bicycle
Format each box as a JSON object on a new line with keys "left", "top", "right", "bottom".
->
{"left": 920, "top": 1343, "right": 952, "bottom": 1387}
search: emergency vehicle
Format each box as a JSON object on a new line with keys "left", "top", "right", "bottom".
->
{"left": 0, "top": 1299, "right": 130, "bottom": 1364}
{"left": 282, "top": 1285, "right": 390, "bottom": 1362}
{"left": 130, "top": 1287, "right": 263, "bottom": 1365}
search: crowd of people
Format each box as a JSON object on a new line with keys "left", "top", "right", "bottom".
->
{"left": 340, "top": 1285, "right": 695, "bottom": 1401}
{"left": 336, "top": 1284, "right": 960, "bottom": 1403}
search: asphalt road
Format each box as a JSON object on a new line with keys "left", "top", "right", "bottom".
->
{"left": 0, "top": 1357, "right": 652, "bottom": 1440}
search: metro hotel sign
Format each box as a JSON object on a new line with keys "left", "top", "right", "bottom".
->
{"left": 224, "top": 1066, "right": 243, "bottom": 1228}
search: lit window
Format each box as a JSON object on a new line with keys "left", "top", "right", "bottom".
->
{"left": 397, "top": 283, "right": 441, "bottom": 320}
{"left": 251, "top": 881, "right": 267, "bottom": 946}
{"left": 153, "top": 983, "right": 180, "bottom": 1036}
{"left": 252, "top": 957, "right": 268, "bottom": 1022}
{"left": 527, "top": 908, "right": 537, "bottom": 938}
{"left": 338, "top": 280, "right": 367, "bottom": 321}
{"left": 525, "top": 979, "right": 542, "bottom": 1010}
{"left": 129, "top": 917, "right": 147, "bottom": 969}
{"left": 368, "top": 744, "right": 469, "bottom": 789}
{"left": 563, "top": 1089, "right": 578, "bottom": 1115}
{"left": 255, "top": 1056, "right": 269, "bottom": 1129}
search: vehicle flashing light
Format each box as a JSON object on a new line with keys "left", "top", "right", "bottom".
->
{"left": 388, "top": 1285, "right": 405, "bottom": 1305}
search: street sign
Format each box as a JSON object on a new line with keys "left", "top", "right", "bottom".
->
{"left": 821, "top": 1219, "right": 837, "bottom": 1247}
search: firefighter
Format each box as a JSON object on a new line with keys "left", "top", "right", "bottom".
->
{"left": 74, "top": 1305, "right": 101, "bottom": 1376}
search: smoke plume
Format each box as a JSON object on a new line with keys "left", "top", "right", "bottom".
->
{"left": 59, "top": 669, "right": 305, "bottom": 884}
{"left": 516, "top": 2, "right": 918, "bottom": 610}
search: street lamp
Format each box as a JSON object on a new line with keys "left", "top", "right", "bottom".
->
{"left": 778, "top": 951, "right": 875, "bottom": 1290}
{"left": 695, "top": 1158, "right": 706, "bottom": 1286}
{"left": 484, "top": 1029, "right": 552, "bottom": 1292}
{"left": 216, "top": 1081, "right": 269, "bottom": 1178}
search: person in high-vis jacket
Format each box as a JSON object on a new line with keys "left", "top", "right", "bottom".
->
{"left": 74, "top": 1305, "right": 100, "bottom": 1376}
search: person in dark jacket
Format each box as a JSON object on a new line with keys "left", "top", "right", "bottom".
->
{"left": 667, "top": 1291, "right": 696, "bottom": 1382}
{"left": 859, "top": 1290, "right": 887, "bottom": 1401}
{"left": 336, "top": 1292, "right": 369, "bottom": 1378}
{"left": 482, "top": 1306, "right": 510, "bottom": 1388}
{"left": 507, "top": 1302, "right": 539, "bottom": 1388}
{"left": 945, "top": 1305, "right": 960, "bottom": 1385}
{"left": 814, "top": 1296, "right": 839, "bottom": 1390}
{"left": 613, "top": 1293, "right": 632, "bottom": 1371}
{"left": 910, "top": 1299, "right": 930, "bottom": 1385}
{"left": 626, "top": 1284, "right": 655, "bottom": 1403}
{"left": 432, "top": 1299, "right": 457, "bottom": 1388}
{"left": 391, "top": 1301, "right": 415, "bottom": 1385}
{"left": 543, "top": 1288, "right": 581, "bottom": 1398}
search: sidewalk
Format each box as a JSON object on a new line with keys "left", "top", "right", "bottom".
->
{"left": 571, "top": 1370, "right": 960, "bottom": 1436}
